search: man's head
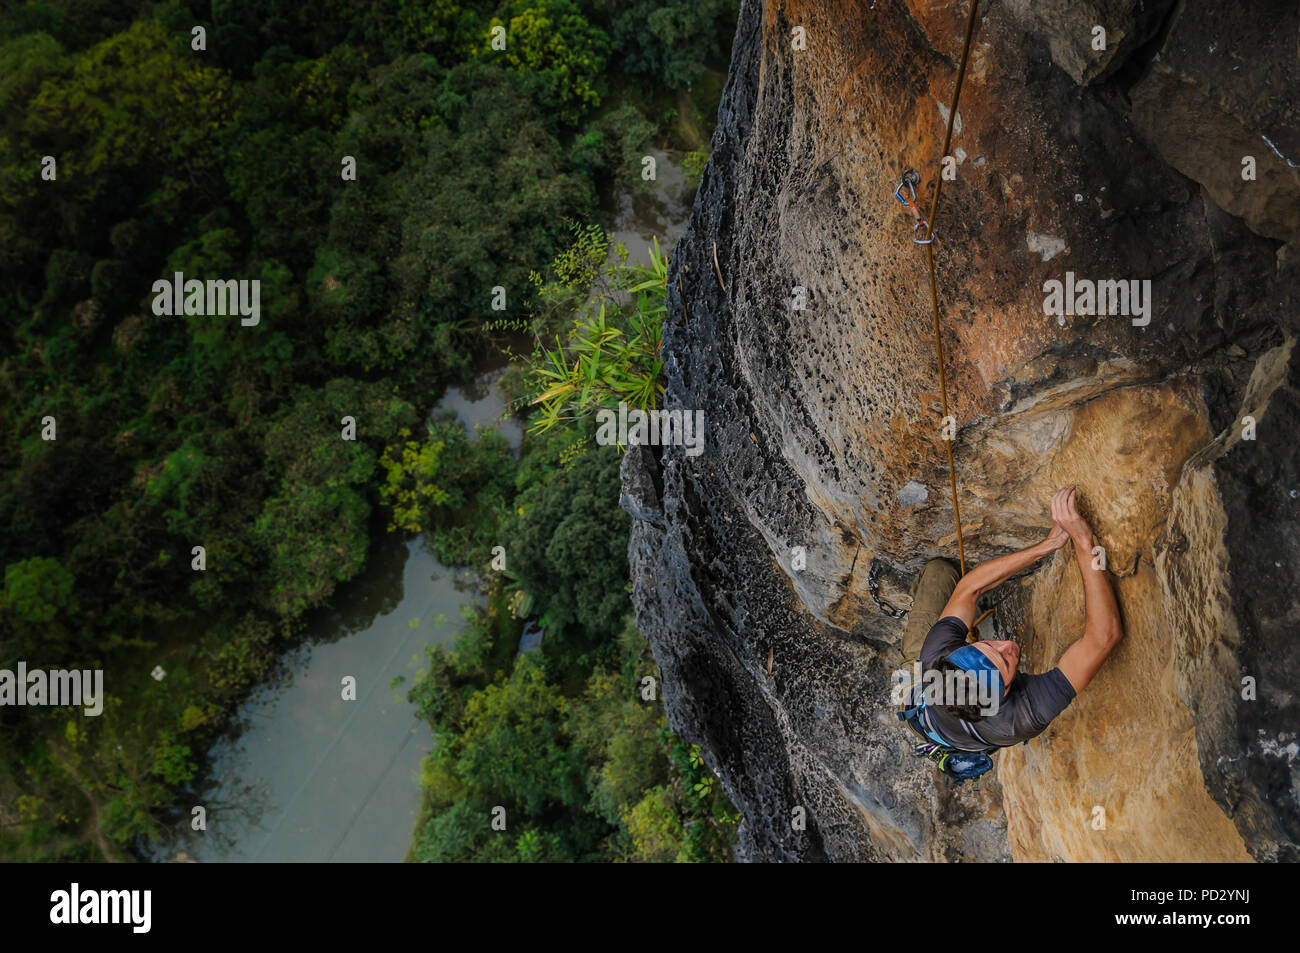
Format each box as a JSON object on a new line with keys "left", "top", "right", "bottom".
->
{"left": 972, "top": 639, "right": 1020, "bottom": 687}
{"left": 929, "top": 640, "right": 1020, "bottom": 721}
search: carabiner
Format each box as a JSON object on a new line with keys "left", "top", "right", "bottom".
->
{"left": 894, "top": 169, "right": 936, "bottom": 245}
{"left": 894, "top": 169, "right": 921, "bottom": 204}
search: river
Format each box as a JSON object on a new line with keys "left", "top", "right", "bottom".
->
{"left": 149, "top": 150, "right": 693, "bottom": 862}
{"left": 149, "top": 363, "right": 521, "bottom": 862}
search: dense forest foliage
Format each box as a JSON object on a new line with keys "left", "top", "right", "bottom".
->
{"left": 0, "top": 0, "right": 737, "bottom": 861}
{"left": 397, "top": 410, "right": 737, "bottom": 861}
{"left": 389, "top": 236, "right": 737, "bottom": 861}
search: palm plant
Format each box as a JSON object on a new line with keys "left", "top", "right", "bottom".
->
{"left": 526, "top": 234, "right": 668, "bottom": 435}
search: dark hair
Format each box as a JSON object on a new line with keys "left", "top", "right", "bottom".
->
{"left": 928, "top": 658, "right": 990, "bottom": 722}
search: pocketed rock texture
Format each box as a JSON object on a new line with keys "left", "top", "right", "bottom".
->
{"left": 623, "top": 0, "right": 1299, "bottom": 861}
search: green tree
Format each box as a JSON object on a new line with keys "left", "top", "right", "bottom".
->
{"left": 506, "top": 437, "right": 630, "bottom": 641}
{"left": 609, "top": 0, "right": 737, "bottom": 88}
{"left": 623, "top": 784, "right": 686, "bottom": 862}
{"left": 413, "top": 799, "right": 514, "bottom": 863}
{"left": 0, "top": 31, "right": 71, "bottom": 274}
{"left": 484, "top": 0, "right": 611, "bottom": 126}
{"left": 394, "top": 0, "right": 483, "bottom": 60}
{"left": 379, "top": 418, "right": 515, "bottom": 565}
{"left": 392, "top": 60, "right": 595, "bottom": 337}
{"left": 565, "top": 104, "right": 656, "bottom": 190}
{"left": 253, "top": 380, "right": 416, "bottom": 617}
{"left": 515, "top": 826, "right": 567, "bottom": 861}
{"left": 452, "top": 654, "right": 587, "bottom": 815}
{"left": 1, "top": 556, "right": 75, "bottom": 628}
{"left": 568, "top": 670, "right": 668, "bottom": 826}
{"left": 24, "top": 20, "right": 235, "bottom": 196}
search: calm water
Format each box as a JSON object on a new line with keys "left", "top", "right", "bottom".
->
{"left": 607, "top": 148, "right": 693, "bottom": 268}
{"left": 150, "top": 365, "right": 522, "bottom": 863}
{"left": 150, "top": 153, "right": 689, "bottom": 863}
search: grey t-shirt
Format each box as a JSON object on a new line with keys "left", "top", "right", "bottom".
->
{"left": 920, "top": 616, "right": 1076, "bottom": 749}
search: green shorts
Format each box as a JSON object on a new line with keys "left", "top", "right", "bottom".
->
{"left": 901, "top": 558, "right": 960, "bottom": 663}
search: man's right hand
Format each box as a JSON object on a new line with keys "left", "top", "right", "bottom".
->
{"left": 1051, "top": 485, "right": 1093, "bottom": 547}
{"left": 1050, "top": 483, "right": 1123, "bottom": 695}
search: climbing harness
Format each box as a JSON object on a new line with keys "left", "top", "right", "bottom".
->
{"left": 896, "top": 673, "right": 997, "bottom": 783}
{"left": 911, "top": 742, "right": 995, "bottom": 783}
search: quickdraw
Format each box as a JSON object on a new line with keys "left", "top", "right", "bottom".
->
{"left": 893, "top": 169, "right": 936, "bottom": 245}
{"left": 868, "top": 557, "right": 908, "bottom": 618}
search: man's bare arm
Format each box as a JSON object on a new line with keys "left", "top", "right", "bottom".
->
{"left": 938, "top": 520, "right": 1068, "bottom": 628}
{"left": 1051, "top": 487, "right": 1123, "bottom": 693}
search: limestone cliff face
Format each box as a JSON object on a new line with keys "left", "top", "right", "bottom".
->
{"left": 623, "top": 0, "right": 1299, "bottom": 861}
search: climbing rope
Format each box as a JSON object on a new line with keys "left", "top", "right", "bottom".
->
{"left": 904, "top": 0, "right": 981, "bottom": 578}
{"left": 902, "top": 1, "right": 989, "bottom": 637}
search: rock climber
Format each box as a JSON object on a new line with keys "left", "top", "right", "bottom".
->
{"left": 898, "top": 486, "right": 1123, "bottom": 758}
